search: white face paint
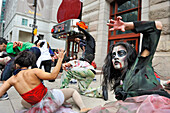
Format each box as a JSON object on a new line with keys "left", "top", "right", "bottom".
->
{"left": 112, "top": 45, "right": 128, "bottom": 70}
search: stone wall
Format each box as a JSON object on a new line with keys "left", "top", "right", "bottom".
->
{"left": 149, "top": 0, "right": 170, "bottom": 79}
{"left": 81, "top": 0, "right": 110, "bottom": 69}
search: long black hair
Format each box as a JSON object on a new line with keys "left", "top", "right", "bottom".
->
{"left": 102, "top": 42, "right": 137, "bottom": 90}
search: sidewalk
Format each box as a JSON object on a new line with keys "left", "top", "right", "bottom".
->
{"left": 0, "top": 72, "right": 169, "bottom": 113}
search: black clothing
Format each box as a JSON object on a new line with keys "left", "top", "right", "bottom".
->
{"left": 78, "top": 26, "right": 95, "bottom": 63}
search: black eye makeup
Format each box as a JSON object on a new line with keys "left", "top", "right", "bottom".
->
{"left": 112, "top": 50, "right": 127, "bottom": 58}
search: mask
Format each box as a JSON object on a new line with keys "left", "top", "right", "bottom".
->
{"left": 112, "top": 45, "right": 127, "bottom": 70}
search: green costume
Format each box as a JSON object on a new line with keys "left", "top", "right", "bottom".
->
{"left": 116, "top": 21, "right": 170, "bottom": 100}
{"left": 6, "top": 42, "right": 34, "bottom": 56}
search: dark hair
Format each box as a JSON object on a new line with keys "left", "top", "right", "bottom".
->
{"left": 14, "top": 51, "right": 36, "bottom": 68}
{"left": 102, "top": 42, "right": 137, "bottom": 90}
{"left": 0, "top": 37, "right": 7, "bottom": 45}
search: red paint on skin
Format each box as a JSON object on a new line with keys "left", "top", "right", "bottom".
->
{"left": 119, "top": 62, "right": 122, "bottom": 68}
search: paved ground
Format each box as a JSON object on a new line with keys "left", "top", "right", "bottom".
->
{"left": 0, "top": 70, "right": 169, "bottom": 113}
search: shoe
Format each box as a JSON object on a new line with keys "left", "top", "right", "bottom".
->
{"left": 0, "top": 93, "right": 9, "bottom": 101}
{"left": 93, "top": 77, "right": 97, "bottom": 81}
{"left": 70, "top": 79, "right": 77, "bottom": 84}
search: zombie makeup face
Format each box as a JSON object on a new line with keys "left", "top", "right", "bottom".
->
{"left": 112, "top": 45, "right": 128, "bottom": 70}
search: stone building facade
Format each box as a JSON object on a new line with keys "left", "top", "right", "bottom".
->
{"left": 149, "top": 0, "right": 170, "bottom": 79}
{"left": 3, "top": 0, "right": 66, "bottom": 49}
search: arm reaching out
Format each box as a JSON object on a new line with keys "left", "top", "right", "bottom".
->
{"left": 107, "top": 16, "right": 134, "bottom": 31}
{"left": 107, "top": 16, "right": 162, "bottom": 31}
{"left": 108, "top": 16, "right": 163, "bottom": 57}
{"left": 35, "top": 48, "right": 66, "bottom": 80}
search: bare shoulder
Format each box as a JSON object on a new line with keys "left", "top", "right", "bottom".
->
{"left": 31, "top": 68, "right": 43, "bottom": 73}
{"left": 7, "top": 76, "right": 16, "bottom": 86}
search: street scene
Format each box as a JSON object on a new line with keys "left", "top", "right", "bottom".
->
{"left": 0, "top": 0, "right": 170, "bottom": 113}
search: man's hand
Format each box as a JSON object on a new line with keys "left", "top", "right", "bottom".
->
{"left": 107, "top": 16, "right": 125, "bottom": 32}
{"left": 62, "top": 63, "right": 71, "bottom": 71}
{"left": 13, "top": 41, "right": 23, "bottom": 49}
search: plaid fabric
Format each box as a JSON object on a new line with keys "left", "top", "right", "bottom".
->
{"left": 60, "top": 68, "right": 102, "bottom": 98}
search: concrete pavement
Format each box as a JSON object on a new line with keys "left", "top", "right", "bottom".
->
{"left": 0, "top": 71, "right": 169, "bottom": 113}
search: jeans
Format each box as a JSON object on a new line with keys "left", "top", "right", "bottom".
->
{"left": 1, "top": 58, "right": 14, "bottom": 81}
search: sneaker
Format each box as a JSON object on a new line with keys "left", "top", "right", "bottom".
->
{"left": 70, "top": 79, "right": 77, "bottom": 84}
{"left": 0, "top": 93, "right": 9, "bottom": 101}
{"left": 93, "top": 77, "right": 97, "bottom": 81}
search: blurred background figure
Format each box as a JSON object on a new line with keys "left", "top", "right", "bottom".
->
{"left": 36, "top": 40, "right": 54, "bottom": 82}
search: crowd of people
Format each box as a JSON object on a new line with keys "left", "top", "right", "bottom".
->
{"left": 0, "top": 16, "right": 169, "bottom": 113}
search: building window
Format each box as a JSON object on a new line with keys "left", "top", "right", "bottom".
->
{"left": 108, "top": 0, "right": 141, "bottom": 52}
{"left": 22, "top": 18, "right": 28, "bottom": 26}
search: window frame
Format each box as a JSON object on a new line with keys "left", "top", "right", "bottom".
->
{"left": 21, "top": 18, "right": 28, "bottom": 26}
{"left": 108, "top": 0, "right": 141, "bottom": 52}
